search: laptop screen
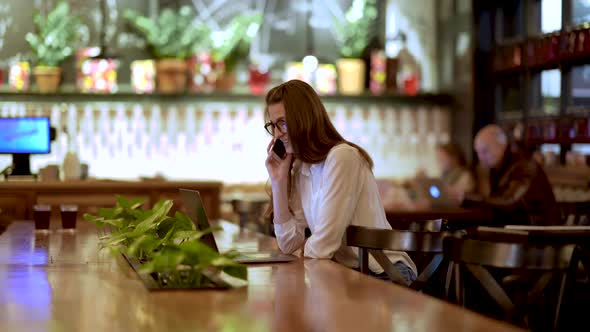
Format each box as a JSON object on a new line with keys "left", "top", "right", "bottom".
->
{"left": 179, "top": 188, "right": 219, "bottom": 252}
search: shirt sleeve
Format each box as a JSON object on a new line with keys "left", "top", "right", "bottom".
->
{"left": 274, "top": 182, "right": 308, "bottom": 254}
{"left": 452, "top": 171, "right": 476, "bottom": 194}
{"left": 304, "top": 146, "right": 363, "bottom": 259}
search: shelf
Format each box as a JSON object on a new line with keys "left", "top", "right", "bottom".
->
{"left": 0, "top": 85, "right": 454, "bottom": 107}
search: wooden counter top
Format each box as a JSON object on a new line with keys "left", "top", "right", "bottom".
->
{"left": 0, "top": 179, "right": 222, "bottom": 190}
{"left": 0, "top": 219, "right": 523, "bottom": 332}
{"left": 0, "top": 180, "right": 222, "bottom": 220}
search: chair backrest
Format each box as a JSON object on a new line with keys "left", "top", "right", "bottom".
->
{"left": 443, "top": 236, "right": 576, "bottom": 270}
{"left": 389, "top": 218, "right": 445, "bottom": 232}
{"left": 346, "top": 225, "right": 449, "bottom": 253}
{"left": 557, "top": 201, "right": 590, "bottom": 225}
{"left": 475, "top": 226, "right": 530, "bottom": 243}
{"left": 408, "top": 218, "right": 444, "bottom": 232}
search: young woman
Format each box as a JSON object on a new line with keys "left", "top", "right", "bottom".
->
{"left": 382, "top": 143, "right": 475, "bottom": 211}
{"left": 435, "top": 143, "right": 475, "bottom": 194}
{"left": 264, "top": 80, "right": 417, "bottom": 285}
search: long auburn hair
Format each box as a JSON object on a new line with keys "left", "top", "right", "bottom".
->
{"left": 264, "top": 79, "right": 374, "bottom": 218}
{"left": 436, "top": 142, "right": 468, "bottom": 168}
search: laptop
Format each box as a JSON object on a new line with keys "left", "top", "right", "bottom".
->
{"left": 413, "top": 177, "right": 461, "bottom": 209}
{"left": 179, "top": 188, "right": 297, "bottom": 264}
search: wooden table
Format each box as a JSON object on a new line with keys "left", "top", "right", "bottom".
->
{"left": 476, "top": 225, "right": 590, "bottom": 245}
{"left": 0, "top": 219, "right": 523, "bottom": 332}
{"left": 386, "top": 208, "right": 494, "bottom": 229}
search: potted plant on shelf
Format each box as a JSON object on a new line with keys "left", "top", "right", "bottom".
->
{"left": 25, "top": 1, "right": 82, "bottom": 93}
{"left": 211, "top": 13, "right": 262, "bottom": 92}
{"left": 124, "top": 6, "right": 210, "bottom": 94}
{"left": 333, "top": 0, "right": 378, "bottom": 95}
{"left": 84, "top": 196, "right": 247, "bottom": 289}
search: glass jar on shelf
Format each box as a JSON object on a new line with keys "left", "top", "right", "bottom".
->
{"left": 542, "top": 119, "right": 558, "bottom": 143}
{"left": 527, "top": 121, "right": 543, "bottom": 143}
{"left": 548, "top": 33, "right": 560, "bottom": 63}
{"left": 527, "top": 39, "right": 536, "bottom": 67}
{"left": 511, "top": 44, "right": 522, "bottom": 68}
{"left": 576, "top": 117, "right": 590, "bottom": 141}
{"left": 576, "top": 26, "right": 590, "bottom": 57}
{"left": 562, "top": 30, "right": 577, "bottom": 60}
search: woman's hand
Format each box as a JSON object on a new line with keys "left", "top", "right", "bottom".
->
{"left": 265, "top": 139, "right": 293, "bottom": 183}
{"left": 446, "top": 186, "right": 465, "bottom": 204}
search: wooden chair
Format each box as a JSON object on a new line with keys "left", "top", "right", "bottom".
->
{"left": 388, "top": 218, "right": 444, "bottom": 232}
{"left": 557, "top": 201, "right": 590, "bottom": 225}
{"left": 443, "top": 236, "right": 579, "bottom": 330}
{"left": 406, "top": 218, "right": 444, "bottom": 232}
{"left": 346, "top": 224, "right": 450, "bottom": 290}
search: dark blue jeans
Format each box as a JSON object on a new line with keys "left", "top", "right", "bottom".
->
{"left": 356, "top": 262, "right": 417, "bottom": 286}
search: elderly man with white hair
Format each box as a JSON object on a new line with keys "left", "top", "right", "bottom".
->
{"left": 450, "top": 124, "right": 558, "bottom": 225}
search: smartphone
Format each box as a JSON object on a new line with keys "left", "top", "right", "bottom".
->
{"left": 272, "top": 139, "right": 287, "bottom": 160}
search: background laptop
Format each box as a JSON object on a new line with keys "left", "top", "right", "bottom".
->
{"left": 179, "top": 188, "right": 296, "bottom": 264}
{"left": 413, "top": 178, "right": 461, "bottom": 209}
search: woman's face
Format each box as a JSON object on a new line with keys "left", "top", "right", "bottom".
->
{"left": 436, "top": 148, "right": 453, "bottom": 173}
{"left": 267, "top": 102, "right": 294, "bottom": 154}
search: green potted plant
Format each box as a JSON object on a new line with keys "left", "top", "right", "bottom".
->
{"left": 124, "top": 6, "right": 210, "bottom": 94}
{"left": 211, "top": 13, "right": 262, "bottom": 92}
{"left": 25, "top": 1, "right": 82, "bottom": 93}
{"left": 333, "top": 0, "right": 378, "bottom": 95}
{"left": 84, "top": 196, "right": 247, "bottom": 289}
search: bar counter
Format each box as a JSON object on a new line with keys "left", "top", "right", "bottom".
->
{"left": 0, "top": 218, "right": 523, "bottom": 332}
{"left": 0, "top": 180, "right": 222, "bottom": 221}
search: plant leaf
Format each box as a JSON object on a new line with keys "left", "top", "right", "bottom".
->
{"left": 100, "top": 218, "right": 126, "bottom": 229}
{"left": 211, "top": 256, "right": 248, "bottom": 280}
{"left": 139, "top": 246, "right": 185, "bottom": 274}
{"left": 172, "top": 227, "right": 219, "bottom": 244}
{"left": 128, "top": 200, "right": 173, "bottom": 237}
{"left": 156, "top": 216, "right": 176, "bottom": 238}
{"left": 27, "top": 1, "right": 83, "bottom": 66}
{"left": 178, "top": 240, "right": 218, "bottom": 266}
{"left": 174, "top": 211, "right": 196, "bottom": 231}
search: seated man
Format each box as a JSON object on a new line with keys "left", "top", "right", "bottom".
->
{"left": 451, "top": 125, "right": 558, "bottom": 225}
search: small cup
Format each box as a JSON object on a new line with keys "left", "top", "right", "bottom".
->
{"left": 33, "top": 205, "right": 51, "bottom": 230}
{"left": 39, "top": 165, "right": 59, "bottom": 181}
{"left": 60, "top": 205, "right": 78, "bottom": 229}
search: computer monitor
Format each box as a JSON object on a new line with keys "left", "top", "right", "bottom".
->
{"left": 0, "top": 117, "right": 51, "bottom": 176}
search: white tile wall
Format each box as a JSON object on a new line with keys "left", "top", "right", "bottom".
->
{"left": 0, "top": 101, "right": 450, "bottom": 183}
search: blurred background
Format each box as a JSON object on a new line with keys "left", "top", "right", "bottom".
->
{"left": 0, "top": 0, "right": 589, "bottom": 221}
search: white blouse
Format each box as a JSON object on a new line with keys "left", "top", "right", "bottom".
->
{"left": 274, "top": 144, "right": 417, "bottom": 274}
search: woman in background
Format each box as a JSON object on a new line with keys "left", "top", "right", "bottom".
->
{"left": 264, "top": 80, "right": 416, "bottom": 286}
{"left": 435, "top": 143, "right": 475, "bottom": 194}
{"left": 382, "top": 142, "right": 475, "bottom": 210}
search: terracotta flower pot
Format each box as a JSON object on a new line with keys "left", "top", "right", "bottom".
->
{"left": 215, "top": 71, "right": 236, "bottom": 92}
{"left": 336, "top": 58, "right": 366, "bottom": 95}
{"left": 33, "top": 66, "right": 61, "bottom": 93}
{"left": 156, "top": 59, "right": 188, "bottom": 94}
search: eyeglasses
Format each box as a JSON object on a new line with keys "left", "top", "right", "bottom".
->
{"left": 264, "top": 119, "right": 287, "bottom": 136}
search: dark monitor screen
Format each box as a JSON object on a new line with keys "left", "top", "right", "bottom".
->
{"left": 0, "top": 117, "right": 51, "bottom": 154}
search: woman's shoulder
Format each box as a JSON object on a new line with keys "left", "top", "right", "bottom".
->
{"left": 325, "top": 143, "right": 361, "bottom": 163}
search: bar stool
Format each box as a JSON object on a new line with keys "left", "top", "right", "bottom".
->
{"left": 346, "top": 224, "right": 450, "bottom": 290}
{"left": 443, "top": 235, "right": 579, "bottom": 330}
